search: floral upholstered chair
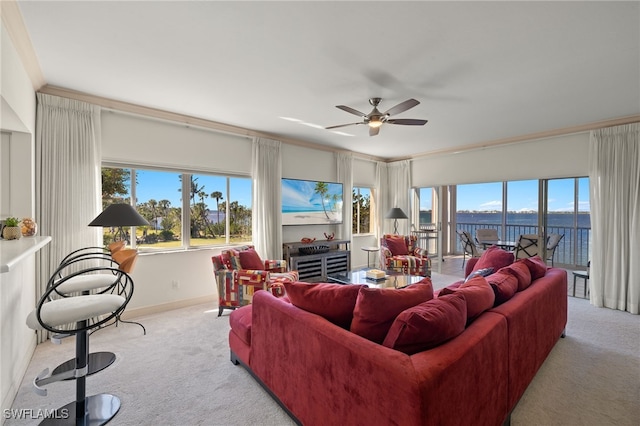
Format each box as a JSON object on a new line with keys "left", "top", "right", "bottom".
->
{"left": 211, "top": 245, "right": 298, "bottom": 316}
{"left": 379, "top": 234, "right": 431, "bottom": 277}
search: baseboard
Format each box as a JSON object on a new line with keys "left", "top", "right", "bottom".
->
{"left": 2, "top": 335, "right": 37, "bottom": 426}
{"left": 120, "top": 295, "right": 217, "bottom": 320}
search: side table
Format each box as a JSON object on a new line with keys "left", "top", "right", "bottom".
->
{"left": 361, "top": 246, "right": 379, "bottom": 269}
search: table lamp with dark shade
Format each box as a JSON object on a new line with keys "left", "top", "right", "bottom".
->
{"left": 385, "top": 207, "right": 408, "bottom": 234}
{"left": 89, "top": 203, "right": 150, "bottom": 242}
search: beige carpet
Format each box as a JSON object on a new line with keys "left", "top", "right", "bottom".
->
{"left": 7, "top": 287, "right": 639, "bottom": 425}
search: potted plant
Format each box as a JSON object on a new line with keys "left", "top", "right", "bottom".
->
{"left": 2, "top": 217, "right": 22, "bottom": 240}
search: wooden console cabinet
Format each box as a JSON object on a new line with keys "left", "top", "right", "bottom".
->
{"left": 283, "top": 239, "right": 351, "bottom": 282}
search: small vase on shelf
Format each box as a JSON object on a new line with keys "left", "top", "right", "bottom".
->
{"left": 21, "top": 218, "right": 37, "bottom": 237}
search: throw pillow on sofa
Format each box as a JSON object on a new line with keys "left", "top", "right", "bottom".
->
{"left": 382, "top": 292, "right": 467, "bottom": 355}
{"left": 518, "top": 256, "right": 548, "bottom": 280}
{"left": 486, "top": 271, "right": 518, "bottom": 305}
{"left": 499, "top": 261, "right": 532, "bottom": 291}
{"left": 350, "top": 281, "right": 434, "bottom": 344}
{"left": 238, "top": 248, "right": 265, "bottom": 270}
{"left": 472, "top": 246, "right": 514, "bottom": 274}
{"left": 283, "top": 282, "right": 366, "bottom": 329}
{"left": 438, "top": 276, "right": 494, "bottom": 321}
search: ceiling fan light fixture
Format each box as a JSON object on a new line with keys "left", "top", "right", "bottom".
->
{"left": 368, "top": 118, "right": 383, "bottom": 128}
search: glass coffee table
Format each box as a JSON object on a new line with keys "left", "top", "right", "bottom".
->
{"left": 327, "top": 269, "right": 426, "bottom": 288}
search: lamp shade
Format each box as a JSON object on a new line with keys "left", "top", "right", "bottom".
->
{"left": 385, "top": 207, "right": 408, "bottom": 220}
{"left": 89, "top": 204, "right": 150, "bottom": 227}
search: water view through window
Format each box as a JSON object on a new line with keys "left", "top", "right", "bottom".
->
{"left": 455, "top": 178, "right": 590, "bottom": 267}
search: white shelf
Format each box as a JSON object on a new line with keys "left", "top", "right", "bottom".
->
{"left": 1, "top": 236, "right": 51, "bottom": 273}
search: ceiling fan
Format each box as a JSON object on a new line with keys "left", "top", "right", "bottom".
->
{"left": 326, "top": 98, "right": 428, "bottom": 136}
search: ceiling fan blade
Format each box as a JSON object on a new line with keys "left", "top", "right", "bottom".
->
{"left": 326, "top": 122, "right": 363, "bottom": 130}
{"left": 386, "top": 118, "right": 428, "bottom": 126}
{"left": 336, "top": 105, "right": 366, "bottom": 117}
{"left": 383, "top": 98, "right": 420, "bottom": 116}
{"left": 369, "top": 126, "right": 380, "bottom": 137}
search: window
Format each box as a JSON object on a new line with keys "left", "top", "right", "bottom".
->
{"left": 455, "top": 178, "right": 590, "bottom": 267}
{"left": 100, "top": 166, "right": 252, "bottom": 249}
{"left": 352, "top": 187, "right": 371, "bottom": 234}
{"left": 505, "top": 180, "right": 538, "bottom": 241}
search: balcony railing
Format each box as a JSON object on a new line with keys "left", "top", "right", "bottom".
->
{"left": 456, "top": 223, "right": 590, "bottom": 267}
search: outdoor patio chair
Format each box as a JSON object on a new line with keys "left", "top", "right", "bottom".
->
{"left": 514, "top": 234, "right": 541, "bottom": 259}
{"left": 546, "top": 233, "right": 564, "bottom": 266}
{"left": 475, "top": 228, "right": 499, "bottom": 244}
{"left": 456, "top": 229, "right": 483, "bottom": 269}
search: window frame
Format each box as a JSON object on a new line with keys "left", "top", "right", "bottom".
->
{"left": 352, "top": 186, "right": 373, "bottom": 235}
{"left": 101, "top": 163, "right": 252, "bottom": 251}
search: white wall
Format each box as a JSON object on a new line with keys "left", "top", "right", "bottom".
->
{"left": 411, "top": 132, "right": 590, "bottom": 187}
{"left": 0, "top": 22, "right": 37, "bottom": 423}
{"left": 101, "top": 110, "right": 251, "bottom": 174}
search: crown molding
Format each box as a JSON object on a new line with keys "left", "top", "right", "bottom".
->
{"left": 1, "top": 0, "right": 45, "bottom": 90}
{"left": 400, "top": 114, "right": 640, "bottom": 162}
{"left": 38, "top": 85, "right": 387, "bottom": 162}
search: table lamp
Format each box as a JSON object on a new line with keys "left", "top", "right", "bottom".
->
{"left": 89, "top": 203, "right": 150, "bottom": 242}
{"left": 385, "top": 207, "right": 408, "bottom": 234}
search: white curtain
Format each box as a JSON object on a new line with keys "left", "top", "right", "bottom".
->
{"left": 374, "top": 161, "right": 386, "bottom": 239}
{"left": 251, "top": 137, "right": 282, "bottom": 259}
{"left": 336, "top": 153, "right": 353, "bottom": 241}
{"left": 589, "top": 123, "right": 639, "bottom": 314}
{"left": 384, "top": 160, "right": 412, "bottom": 235}
{"left": 35, "top": 93, "right": 102, "bottom": 341}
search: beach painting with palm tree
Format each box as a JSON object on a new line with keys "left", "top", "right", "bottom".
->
{"left": 282, "top": 178, "right": 343, "bottom": 225}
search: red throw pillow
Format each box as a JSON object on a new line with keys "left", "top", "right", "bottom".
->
{"left": 486, "top": 271, "right": 518, "bottom": 305}
{"left": 238, "top": 248, "right": 265, "bottom": 270}
{"left": 382, "top": 293, "right": 467, "bottom": 355}
{"left": 384, "top": 236, "right": 409, "bottom": 256}
{"left": 438, "top": 276, "right": 494, "bottom": 321}
{"left": 519, "top": 256, "right": 548, "bottom": 280}
{"left": 499, "top": 261, "right": 532, "bottom": 291}
{"left": 472, "top": 246, "right": 514, "bottom": 273}
{"left": 283, "top": 282, "right": 366, "bottom": 329}
{"left": 350, "top": 282, "right": 434, "bottom": 344}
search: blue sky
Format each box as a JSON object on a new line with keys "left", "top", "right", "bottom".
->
{"left": 134, "top": 170, "right": 252, "bottom": 209}
{"left": 421, "top": 178, "right": 589, "bottom": 212}
{"left": 133, "top": 171, "right": 588, "bottom": 214}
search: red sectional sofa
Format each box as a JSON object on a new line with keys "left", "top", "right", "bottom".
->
{"left": 228, "top": 254, "right": 567, "bottom": 426}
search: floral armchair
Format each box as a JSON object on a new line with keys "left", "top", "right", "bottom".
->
{"left": 379, "top": 234, "right": 431, "bottom": 277}
{"left": 211, "top": 245, "right": 298, "bottom": 316}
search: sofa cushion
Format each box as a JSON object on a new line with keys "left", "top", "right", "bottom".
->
{"left": 384, "top": 235, "right": 409, "bottom": 256}
{"left": 487, "top": 271, "right": 519, "bottom": 305}
{"left": 382, "top": 292, "right": 467, "bottom": 355}
{"left": 472, "top": 246, "right": 514, "bottom": 273}
{"left": 283, "top": 282, "right": 366, "bottom": 329}
{"left": 519, "top": 256, "right": 548, "bottom": 280}
{"left": 229, "top": 305, "right": 253, "bottom": 346}
{"left": 350, "top": 281, "right": 434, "bottom": 344}
{"left": 500, "top": 261, "right": 532, "bottom": 291}
{"left": 438, "top": 276, "right": 495, "bottom": 321}
{"left": 238, "top": 248, "right": 264, "bottom": 270}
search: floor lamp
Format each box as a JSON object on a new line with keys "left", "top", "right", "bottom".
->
{"left": 53, "top": 204, "right": 150, "bottom": 380}
{"left": 88, "top": 203, "right": 149, "bottom": 334}
{"left": 89, "top": 203, "right": 150, "bottom": 243}
{"left": 386, "top": 207, "right": 408, "bottom": 234}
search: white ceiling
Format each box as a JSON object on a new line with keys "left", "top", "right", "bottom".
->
{"left": 16, "top": 1, "right": 640, "bottom": 160}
